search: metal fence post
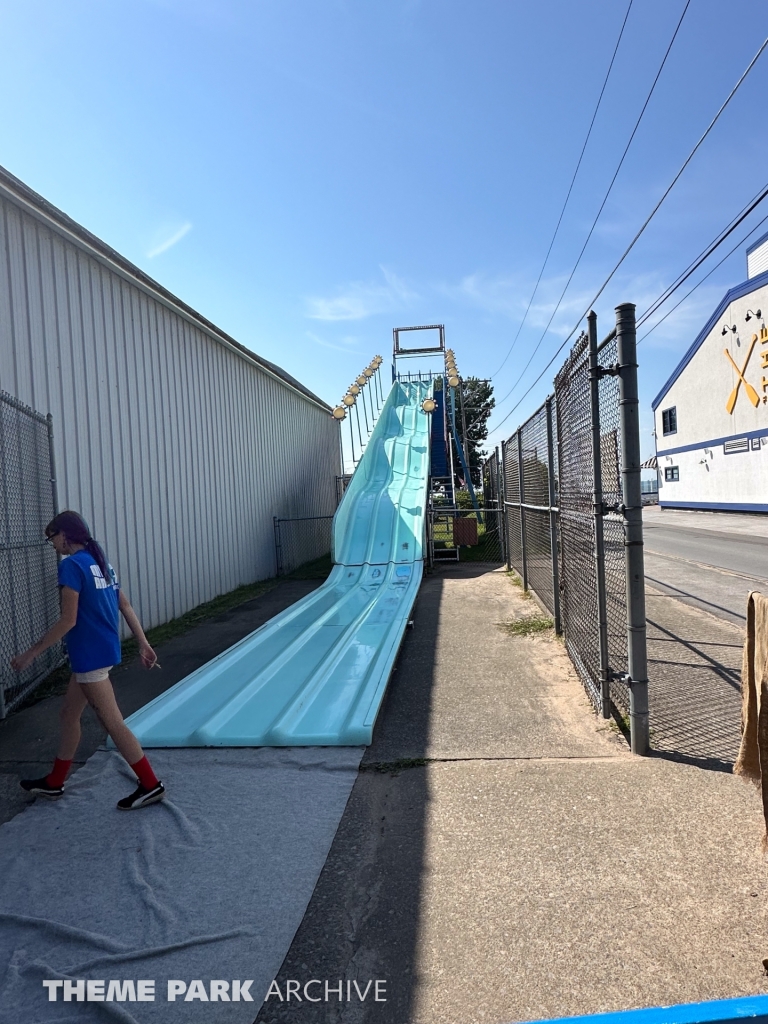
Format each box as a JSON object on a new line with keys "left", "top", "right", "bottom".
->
{"left": 501, "top": 439, "right": 511, "bottom": 570}
{"left": 588, "top": 312, "right": 611, "bottom": 719}
{"left": 517, "top": 429, "right": 528, "bottom": 590}
{"left": 273, "top": 516, "right": 283, "bottom": 577}
{"left": 497, "top": 444, "right": 507, "bottom": 565}
{"left": 46, "top": 413, "right": 59, "bottom": 515}
{"left": 545, "top": 396, "right": 562, "bottom": 635}
{"left": 616, "top": 303, "right": 649, "bottom": 755}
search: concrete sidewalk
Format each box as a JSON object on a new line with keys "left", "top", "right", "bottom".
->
{"left": 255, "top": 566, "right": 768, "bottom": 1024}
{"left": 2, "top": 565, "right": 766, "bottom": 1024}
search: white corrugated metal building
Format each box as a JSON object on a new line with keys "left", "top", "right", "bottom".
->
{"left": 652, "top": 235, "right": 768, "bottom": 512}
{"left": 0, "top": 165, "right": 340, "bottom": 631}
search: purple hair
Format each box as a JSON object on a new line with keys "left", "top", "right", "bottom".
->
{"left": 46, "top": 511, "right": 111, "bottom": 582}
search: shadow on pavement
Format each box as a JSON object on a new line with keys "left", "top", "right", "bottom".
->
{"left": 644, "top": 590, "right": 743, "bottom": 773}
{"left": 253, "top": 571, "right": 443, "bottom": 1024}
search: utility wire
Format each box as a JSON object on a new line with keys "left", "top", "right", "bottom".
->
{"left": 637, "top": 209, "right": 768, "bottom": 345}
{"left": 489, "top": 32, "right": 768, "bottom": 438}
{"left": 636, "top": 180, "right": 768, "bottom": 327}
{"left": 490, "top": 0, "right": 634, "bottom": 378}
{"left": 494, "top": 0, "right": 691, "bottom": 407}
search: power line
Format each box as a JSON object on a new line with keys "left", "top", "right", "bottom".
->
{"left": 490, "top": 0, "right": 634, "bottom": 378}
{"left": 637, "top": 210, "right": 768, "bottom": 345}
{"left": 493, "top": 0, "right": 691, "bottom": 409}
{"left": 488, "top": 32, "right": 768, "bottom": 438}
{"left": 636, "top": 180, "right": 768, "bottom": 328}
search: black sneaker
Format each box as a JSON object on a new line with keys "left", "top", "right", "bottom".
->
{"left": 20, "top": 776, "right": 64, "bottom": 798}
{"left": 117, "top": 781, "right": 165, "bottom": 810}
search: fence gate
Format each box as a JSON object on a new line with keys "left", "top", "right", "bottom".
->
{"left": 0, "top": 392, "right": 63, "bottom": 717}
{"left": 495, "top": 304, "right": 648, "bottom": 754}
{"left": 554, "top": 306, "right": 648, "bottom": 752}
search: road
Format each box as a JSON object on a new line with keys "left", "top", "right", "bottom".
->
{"left": 642, "top": 505, "right": 768, "bottom": 625}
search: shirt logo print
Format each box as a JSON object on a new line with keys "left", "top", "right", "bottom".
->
{"left": 89, "top": 565, "right": 109, "bottom": 590}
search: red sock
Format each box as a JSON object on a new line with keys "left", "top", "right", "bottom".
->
{"left": 130, "top": 756, "right": 159, "bottom": 790}
{"left": 46, "top": 758, "right": 72, "bottom": 788}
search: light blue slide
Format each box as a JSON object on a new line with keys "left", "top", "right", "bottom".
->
{"left": 124, "top": 380, "right": 433, "bottom": 746}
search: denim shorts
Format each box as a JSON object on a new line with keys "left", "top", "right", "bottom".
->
{"left": 74, "top": 666, "right": 113, "bottom": 684}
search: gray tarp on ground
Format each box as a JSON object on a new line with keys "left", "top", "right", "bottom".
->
{"left": 0, "top": 746, "right": 363, "bottom": 1023}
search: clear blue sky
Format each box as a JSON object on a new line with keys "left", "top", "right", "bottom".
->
{"left": 2, "top": 0, "right": 767, "bottom": 461}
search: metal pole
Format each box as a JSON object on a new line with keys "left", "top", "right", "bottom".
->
{"left": 500, "top": 439, "right": 509, "bottom": 568}
{"left": 350, "top": 413, "right": 360, "bottom": 466}
{"left": 360, "top": 386, "right": 370, "bottom": 435}
{"left": 588, "top": 311, "right": 611, "bottom": 718}
{"left": 354, "top": 402, "right": 364, "bottom": 451}
{"left": 337, "top": 416, "right": 345, "bottom": 481}
{"left": 444, "top": 381, "right": 455, "bottom": 504}
{"left": 273, "top": 516, "right": 283, "bottom": 576}
{"left": 46, "top": 413, "right": 59, "bottom": 515}
{"left": 516, "top": 428, "right": 528, "bottom": 590}
{"left": 616, "top": 302, "right": 649, "bottom": 755}
{"left": 458, "top": 378, "right": 471, "bottom": 484}
{"left": 348, "top": 412, "right": 357, "bottom": 465}
{"left": 545, "top": 396, "right": 562, "bottom": 636}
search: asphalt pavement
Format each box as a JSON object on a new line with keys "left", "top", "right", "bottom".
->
{"left": 254, "top": 565, "right": 768, "bottom": 1024}
{"left": 3, "top": 561, "right": 766, "bottom": 1024}
{"left": 643, "top": 505, "right": 768, "bottom": 625}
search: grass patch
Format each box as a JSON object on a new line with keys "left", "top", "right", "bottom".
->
{"left": 432, "top": 513, "right": 504, "bottom": 563}
{"left": 497, "top": 615, "right": 554, "bottom": 637}
{"left": 285, "top": 553, "right": 333, "bottom": 580}
{"left": 505, "top": 569, "right": 532, "bottom": 598}
{"left": 11, "top": 575, "right": 281, "bottom": 714}
{"left": 14, "top": 662, "right": 73, "bottom": 708}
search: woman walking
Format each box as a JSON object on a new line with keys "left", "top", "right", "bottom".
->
{"left": 11, "top": 511, "right": 165, "bottom": 810}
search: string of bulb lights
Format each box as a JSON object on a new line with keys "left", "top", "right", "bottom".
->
{"left": 331, "top": 355, "right": 385, "bottom": 466}
{"left": 331, "top": 351, "right": 460, "bottom": 470}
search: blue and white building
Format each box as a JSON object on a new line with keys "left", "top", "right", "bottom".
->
{"left": 652, "top": 232, "right": 768, "bottom": 513}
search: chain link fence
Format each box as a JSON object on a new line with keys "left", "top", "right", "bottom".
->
{"left": 595, "top": 332, "right": 631, "bottom": 718}
{"left": 273, "top": 515, "right": 334, "bottom": 576}
{"left": 553, "top": 331, "right": 629, "bottom": 716}
{"left": 0, "top": 391, "right": 63, "bottom": 717}
{"left": 500, "top": 400, "right": 560, "bottom": 629}
{"left": 428, "top": 504, "right": 505, "bottom": 565}
{"left": 491, "top": 305, "right": 648, "bottom": 752}
{"left": 482, "top": 450, "right": 502, "bottom": 505}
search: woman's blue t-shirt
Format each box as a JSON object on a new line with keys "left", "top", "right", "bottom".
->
{"left": 58, "top": 551, "right": 121, "bottom": 673}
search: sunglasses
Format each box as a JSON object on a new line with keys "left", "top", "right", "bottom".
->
{"left": 45, "top": 531, "right": 60, "bottom": 544}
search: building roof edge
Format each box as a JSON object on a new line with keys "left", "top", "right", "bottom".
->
{"left": 746, "top": 228, "right": 768, "bottom": 258}
{"left": 651, "top": 267, "right": 768, "bottom": 411}
{"left": 0, "top": 164, "right": 332, "bottom": 413}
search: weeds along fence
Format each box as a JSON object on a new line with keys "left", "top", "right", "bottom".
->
{"left": 491, "top": 304, "right": 648, "bottom": 754}
{"left": 0, "top": 391, "right": 64, "bottom": 718}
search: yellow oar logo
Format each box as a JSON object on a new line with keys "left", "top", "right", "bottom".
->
{"left": 724, "top": 334, "right": 760, "bottom": 413}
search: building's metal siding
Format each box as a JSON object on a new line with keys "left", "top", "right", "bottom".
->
{"left": 0, "top": 190, "right": 340, "bottom": 632}
{"left": 747, "top": 237, "right": 768, "bottom": 279}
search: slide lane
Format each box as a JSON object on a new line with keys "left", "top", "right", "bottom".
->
{"left": 125, "top": 380, "right": 432, "bottom": 747}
